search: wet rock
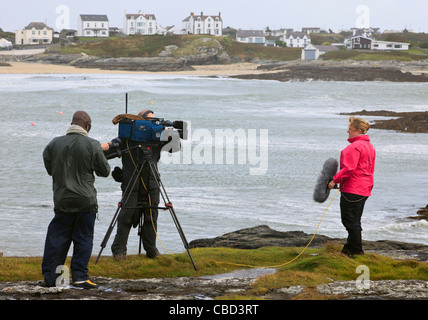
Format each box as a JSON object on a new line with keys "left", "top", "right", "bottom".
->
{"left": 0, "top": 270, "right": 269, "bottom": 300}
{"left": 342, "top": 110, "right": 428, "bottom": 134}
{"left": 189, "top": 225, "right": 428, "bottom": 262}
{"left": 18, "top": 49, "right": 230, "bottom": 72}
{"left": 318, "top": 280, "right": 428, "bottom": 300}
{"left": 409, "top": 205, "right": 428, "bottom": 221}
{"left": 231, "top": 60, "right": 428, "bottom": 82}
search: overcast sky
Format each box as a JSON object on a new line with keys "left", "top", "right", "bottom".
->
{"left": 1, "top": 0, "right": 427, "bottom": 33}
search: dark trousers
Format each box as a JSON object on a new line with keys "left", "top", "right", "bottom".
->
{"left": 111, "top": 167, "right": 160, "bottom": 256}
{"left": 42, "top": 212, "right": 96, "bottom": 286}
{"left": 340, "top": 192, "right": 368, "bottom": 255}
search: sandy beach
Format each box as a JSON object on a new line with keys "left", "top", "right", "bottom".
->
{"left": 0, "top": 61, "right": 269, "bottom": 76}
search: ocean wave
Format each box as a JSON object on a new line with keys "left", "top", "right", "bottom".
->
{"left": 378, "top": 219, "right": 428, "bottom": 232}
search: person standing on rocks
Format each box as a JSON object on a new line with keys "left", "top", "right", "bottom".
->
{"left": 328, "top": 116, "right": 376, "bottom": 257}
{"left": 102, "top": 110, "right": 163, "bottom": 261}
{"left": 42, "top": 111, "right": 110, "bottom": 288}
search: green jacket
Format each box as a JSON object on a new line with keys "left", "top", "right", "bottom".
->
{"left": 43, "top": 126, "right": 110, "bottom": 214}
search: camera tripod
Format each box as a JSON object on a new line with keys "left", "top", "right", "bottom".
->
{"left": 95, "top": 144, "right": 198, "bottom": 271}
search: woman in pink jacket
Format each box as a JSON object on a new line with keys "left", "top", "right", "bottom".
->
{"left": 328, "top": 117, "right": 376, "bottom": 257}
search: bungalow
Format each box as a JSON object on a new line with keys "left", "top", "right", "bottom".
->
{"left": 371, "top": 40, "right": 409, "bottom": 51}
{"left": 77, "top": 14, "right": 109, "bottom": 37}
{"left": 284, "top": 31, "right": 310, "bottom": 48}
{"left": 15, "top": 22, "right": 53, "bottom": 45}
{"left": 236, "top": 30, "right": 265, "bottom": 45}
{"left": 350, "top": 35, "right": 409, "bottom": 51}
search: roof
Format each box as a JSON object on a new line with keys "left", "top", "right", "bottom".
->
{"left": 236, "top": 30, "right": 265, "bottom": 37}
{"left": 80, "top": 14, "right": 109, "bottom": 22}
{"left": 285, "top": 31, "right": 310, "bottom": 39}
{"left": 183, "top": 12, "right": 222, "bottom": 22}
{"left": 125, "top": 13, "right": 156, "bottom": 20}
{"left": 24, "top": 22, "right": 52, "bottom": 30}
{"left": 313, "top": 45, "right": 339, "bottom": 52}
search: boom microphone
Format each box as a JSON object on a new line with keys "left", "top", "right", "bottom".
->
{"left": 313, "top": 158, "right": 338, "bottom": 203}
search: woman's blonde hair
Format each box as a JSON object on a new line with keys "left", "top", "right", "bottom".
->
{"left": 349, "top": 116, "right": 370, "bottom": 134}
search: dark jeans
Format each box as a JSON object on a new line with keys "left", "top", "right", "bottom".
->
{"left": 111, "top": 167, "right": 160, "bottom": 256}
{"left": 340, "top": 192, "right": 368, "bottom": 255}
{"left": 42, "top": 212, "right": 96, "bottom": 286}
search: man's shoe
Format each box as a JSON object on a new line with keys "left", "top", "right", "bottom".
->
{"left": 72, "top": 280, "right": 98, "bottom": 289}
{"left": 146, "top": 250, "right": 160, "bottom": 259}
{"left": 113, "top": 253, "right": 126, "bottom": 261}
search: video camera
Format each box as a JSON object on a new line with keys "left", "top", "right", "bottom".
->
{"left": 118, "top": 117, "right": 187, "bottom": 143}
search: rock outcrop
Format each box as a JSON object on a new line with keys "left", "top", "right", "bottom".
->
{"left": 189, "top": 225, "right": 428, "bottom": 261}
{"left": 342, "top": 110, "right": 428, "bottom": 134}
{"left": 231, "top": 60, "right": 428, "bottom": 82}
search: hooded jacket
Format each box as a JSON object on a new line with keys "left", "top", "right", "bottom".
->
{"left": 333, "top": 135, "right": 376, "bottom": 196}
{"left": 43, "top": 125, "right": 110, "bottom": 213}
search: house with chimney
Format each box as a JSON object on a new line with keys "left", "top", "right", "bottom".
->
{"left": 284, "top": 31, "right": 311, "bottom": 48}
{"left": 182, "top": 12, "right": 223, "bottom": 36}
{"left": 345, "top": 29, "right": 409, "bottom": 50}
{"left": 123, "top": 11, "right": 158, "bottom": 35}
{"left": 15, "top": 22, "right": 53, "bottom": 45}
{"left": 77, "top": 14, "right": 109, "bottom": 37}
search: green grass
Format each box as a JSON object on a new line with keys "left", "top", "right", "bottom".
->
{"left": 1, "top": 244, "right": 427, "bottom": 299}
{"left": 56, "top": 33, "right": 428, "bottom": 63}
{"left": 58, "top": 34, "right": 302, "bottom": 61}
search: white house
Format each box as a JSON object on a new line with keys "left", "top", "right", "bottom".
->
{"left": 284, "top": 31, "right": 310, "bottom": 48}
{"left": 77, "top": 14, "right": 109, "bottom": 37}
{"left": 15, "top": 22, "right": 53, "bottom": 45}
{"left": 236, "top": 30, "right": 266, "bottom": 45}
{"left": 371, "top": 39, "right": 409, "bottom": 51}
{"left": 123, "top": 11, "right": 157, "bottom": 35}
{"left": 301, "top": 44, "right": 319, "bottom": 60}
{"left": 0, "top": 38, "right": 13, "bottom": 49}
{"left": 347, "top": 35, "right": 410, "bottom": 51}
{"left": 182, "top": 12, "right": 223, "bottom": 36}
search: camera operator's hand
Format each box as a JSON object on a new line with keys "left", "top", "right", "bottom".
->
{"left": 101, "top": 142, "right": 110, "bottom": 151}
{"left": 112, "top": 166, "right": 123, "bottom": 182}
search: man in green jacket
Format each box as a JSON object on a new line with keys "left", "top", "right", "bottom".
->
{"left": 42, "top": 111, "right": 110, "bottom": 288}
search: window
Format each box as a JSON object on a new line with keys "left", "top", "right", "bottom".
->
{"left": 394, "top": 44, "right": 402, "bottom": 48}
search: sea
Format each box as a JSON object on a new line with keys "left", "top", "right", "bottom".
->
{"left": 0, "top": 73, "right": 427, "bottom": 257}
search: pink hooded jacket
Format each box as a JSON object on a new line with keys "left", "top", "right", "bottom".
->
{"left": 333, "top": 135, "right": 376, "bottom": 196}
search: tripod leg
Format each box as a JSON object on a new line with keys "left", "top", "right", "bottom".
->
{"left": 95, "top": 205, "right": 120, "bottom": 264}
{"left": 148, "top": 162, "right": 198, "bottom": 271}
{"left": 138, "top": 214, "right": 143, "bottom": 254}
{"left": 95, "top": 163, "right": 143, "bottom": 264}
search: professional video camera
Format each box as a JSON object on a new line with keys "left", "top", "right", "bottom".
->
{"left": 118, "top": 116, "right": 187, "bottom": 144}
{"left": 108, "top": 113, "right": 187, "bottom": 158}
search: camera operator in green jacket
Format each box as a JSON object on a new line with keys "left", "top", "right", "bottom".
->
{"left": 42, "top": 111, "right": 110, "bottom": 288}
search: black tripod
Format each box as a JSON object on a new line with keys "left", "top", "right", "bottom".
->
{"left": 95, "top": 144, "right": 198, "bottom": 271}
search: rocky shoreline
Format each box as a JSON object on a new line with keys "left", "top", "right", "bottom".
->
{"left": 1, "top": 225, "right": 427, "bottom": 300}
{"left": 343, "top": 109, "right": 428, "bottom": 134}
{"left": 231, "top": 59, "right": 428, "bottom": 82}
{"left": 2, "top": 50, "right": 428, "bottom": 82}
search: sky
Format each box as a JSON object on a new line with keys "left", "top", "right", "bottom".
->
{"left": 1, "top": 0, "right": 428, "bottom": 33}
